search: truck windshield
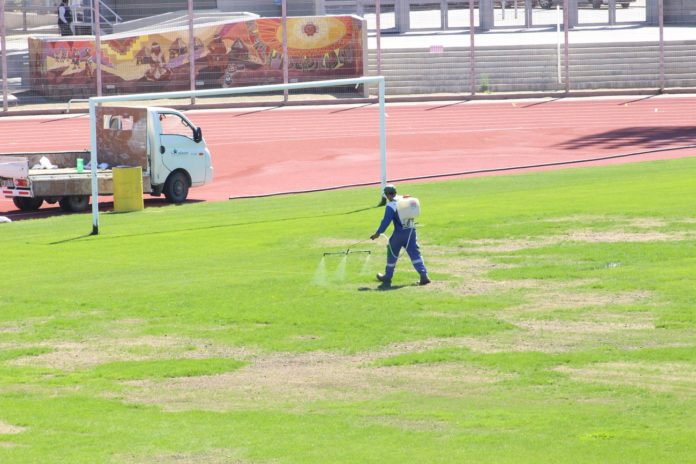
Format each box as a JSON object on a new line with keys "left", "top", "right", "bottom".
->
{"left": 159, "top": 113, "right": 195, "bottom": 140}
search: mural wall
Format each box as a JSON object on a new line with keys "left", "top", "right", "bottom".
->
{"left": 29, "top": 16, "right": 365, "bottom": 99}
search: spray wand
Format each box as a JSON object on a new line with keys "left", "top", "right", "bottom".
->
{"left": 323, "top": 238, "right": 373, "bottom": 257}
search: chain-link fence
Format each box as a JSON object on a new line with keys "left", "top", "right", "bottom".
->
{"left": 0, "top": 0, "right": 692, "bottom": 112}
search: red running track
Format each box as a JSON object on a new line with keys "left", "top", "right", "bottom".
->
{"left": 2, "top": 95, "right": 696, "bottom": 218}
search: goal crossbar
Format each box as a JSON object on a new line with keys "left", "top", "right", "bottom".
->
{"left": 88, "top": 76, "right": 387, "bottom": 235}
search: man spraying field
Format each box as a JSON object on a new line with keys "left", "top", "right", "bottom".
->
{"left": 370, "top": 184, "right": 430, "bottom": 288}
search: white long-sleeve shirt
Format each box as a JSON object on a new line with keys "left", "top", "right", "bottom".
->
{"left": 58, "top": 5, "right": 68, "bottom": 24}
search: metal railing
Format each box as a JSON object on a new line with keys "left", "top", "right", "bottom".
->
{"left": 72, "top": 1, "right": 123, "bottom": 30}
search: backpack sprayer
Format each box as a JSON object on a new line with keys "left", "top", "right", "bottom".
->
{"left": 396, "top": 196, "right": 420, "bottom": 228}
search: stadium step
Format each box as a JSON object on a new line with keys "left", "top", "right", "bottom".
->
{"left": 368, "top": 40, "right": 696, "bottom": 95}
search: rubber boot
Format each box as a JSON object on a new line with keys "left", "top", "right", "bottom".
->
{"left": 376, "top": 273, "right": 391, "bottom": 289}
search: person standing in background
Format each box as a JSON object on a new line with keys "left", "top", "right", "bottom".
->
{"left": 57, "top": 0, "right": 73, "bottom": 36}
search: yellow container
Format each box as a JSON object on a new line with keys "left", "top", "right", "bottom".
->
{"left": 113, "top": 166, "right": 144, "bottom": 212}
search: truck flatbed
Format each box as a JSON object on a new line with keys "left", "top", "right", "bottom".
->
{"left": 26, "top": 168, "right": 152, "bottom": 197}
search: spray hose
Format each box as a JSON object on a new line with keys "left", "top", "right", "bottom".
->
{"left": 386, "top": 225, "right": 416, "bottom": 260}
{"left": 345, "top": 238, "right": 370, "bottom": 252}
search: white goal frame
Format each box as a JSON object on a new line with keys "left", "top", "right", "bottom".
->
{"left": 88, "top": 76, "right": 387, "bottom": 235}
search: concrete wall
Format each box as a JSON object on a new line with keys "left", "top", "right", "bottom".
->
{"left": 3, "top": 11, "right": 56, "bottom": 30}
{"left": 105, "top": 0, "right": 217, "bottom": 22}
{"left": 103, "top": 0, "right": 320, "bottom": 22}
{"left": 665, "top": 0, "right": 696, "bottom": 24}
{"left": 210, "top": 0, "right": 319, "bottom": 17}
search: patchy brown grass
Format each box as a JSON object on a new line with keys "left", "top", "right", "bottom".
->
{"left": 363, "top": 416, "right": 450, "bottom": 433}
{"left": 118, "top": 350, "right": 511, "bottom": 412}
{"left": 0, "top": 443, "right": 22, "bottom": 448}
{"left": 534, "top": 215, "right": 669, "bottom": 228}
{"left": 509, "top": 289, "right": 654, "bottom": 314}
{"left": 425, "top": 250, "right": 654, "bottom": 315}
{"left": 460, "top": 230, "right": 693, "bottom": 253}
{"left": 0, "top": 421, "right": 26, "bottom": 435}
{"left": 434, "top": 329, "right": 696, "bottom": 355}
{"left": 512, "top": 318, "right": 653, "bottom": 333}
{"left": 425, "top": 252, "right": 544, "bottom": 296}
{"left": 7, "top": 335, "right": 256, "bottom": 371}
{"left": 115, "top": 449, "right": 254, "bottom": 464}
{"left": 555, "top": 362, "right": 696, "bottom": 395}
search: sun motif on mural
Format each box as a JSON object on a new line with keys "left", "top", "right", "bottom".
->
{"left": 256, "top": 17, "right": 354, "bottom": 57}
{"left": 303, "top": 22, "right": 318, "bottom": 37}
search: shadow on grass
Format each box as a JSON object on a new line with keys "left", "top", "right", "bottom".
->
{"left": 357, "top": 283, "right": 418, "bottom": 292}
{"left": 48, "top": 204, "right": 380, "bottom": 245}
{"left": 8, "top": 198, "right": 205, "bottom": 224}
{"left": 49, "top": 233, "right": 94, "bottom": 245}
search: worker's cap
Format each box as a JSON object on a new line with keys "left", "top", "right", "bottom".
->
{"left": 383, "top": 184, "right": 397, "bottom": 195}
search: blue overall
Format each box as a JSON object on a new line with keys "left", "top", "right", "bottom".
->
{"left": 375, "top": 199, "right": 427, "bottom": 280}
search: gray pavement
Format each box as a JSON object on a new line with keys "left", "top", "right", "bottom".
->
{"left": 368, "top": 24, "right": 694, "bottom": 48}
{"left": 364, "top": 1, "right": 696, "bottom": 49}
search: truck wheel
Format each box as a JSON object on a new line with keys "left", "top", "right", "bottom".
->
{"left": 592, "top": 0, "right": 602, "bottom": 8}
{"left": 164, "top": 171, "right": 189, "bottom": 204}
{"left": 12, "top": 196, "right": 43, "bottom": 211}
{"left": 621, "top": 2, "right": 629, "bottom": 6}
{"left": 538, "top": 0, "right": 553, "bottom": 8}
{"left": 59, "top": 195, "right": 90, "bottom": 212}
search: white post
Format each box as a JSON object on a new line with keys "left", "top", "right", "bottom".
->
{"left": 187, "top": 0, "right": 196, "bottom": 105}
{"left": 94, "top": 0, "right": 102, "bottom": 96}
{"left": 282, "top": 0, "right": 289, "bottom": 102}
{"left": 563, "top": 0, "right": 569, "bottom": 93}
{"left": 379, "top": 77, "right": 386, "bottom": 190}
{"left": 556, "top": 4, "right": 561, "bottom": 84}
{"left": 376, "top": 0, "right": 381, "bottom": 76}
{"left": 89, "top": 99, "right": 99, "bottom": 234}
{"left": 1, "top": 0, "right": 8, "bottom": 112}
{"left": 440, "top": 0, "right": 447, "bottom": 29}
{"left": 469, "top": 0, "right": 475, "bottom": 95}
{"left": 658, "top": 0, "right": 664, "bottom": 91}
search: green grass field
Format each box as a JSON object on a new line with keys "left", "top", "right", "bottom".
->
{"left": 1, "top": 157, "right": 696, "bottom": 463}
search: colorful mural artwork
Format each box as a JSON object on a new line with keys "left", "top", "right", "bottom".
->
{"left": 29, "top": 16, "right": 365, "bottom": 99}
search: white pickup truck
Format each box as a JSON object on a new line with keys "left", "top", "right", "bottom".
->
{"left": 0, "top": 106, "right": 213, "bottom": 212}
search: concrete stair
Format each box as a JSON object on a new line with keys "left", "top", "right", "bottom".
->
{"left": 368, "top": 40, "right": 696, "bottom": 94}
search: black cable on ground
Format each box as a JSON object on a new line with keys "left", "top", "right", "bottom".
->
{"left": 228, "top": 144, "right": 696, "bottom": 200}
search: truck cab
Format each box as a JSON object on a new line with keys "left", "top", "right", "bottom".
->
{"left": 147, "top": 107, "right": 214, "bottom": 203}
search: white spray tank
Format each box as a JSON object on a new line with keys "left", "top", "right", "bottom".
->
{"left": 396, "top": 195, "right": 420, "bottom": 228}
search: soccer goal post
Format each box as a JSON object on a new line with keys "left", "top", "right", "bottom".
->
{"left": 87, "top": 76, "right": 387, "bottom": 235}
